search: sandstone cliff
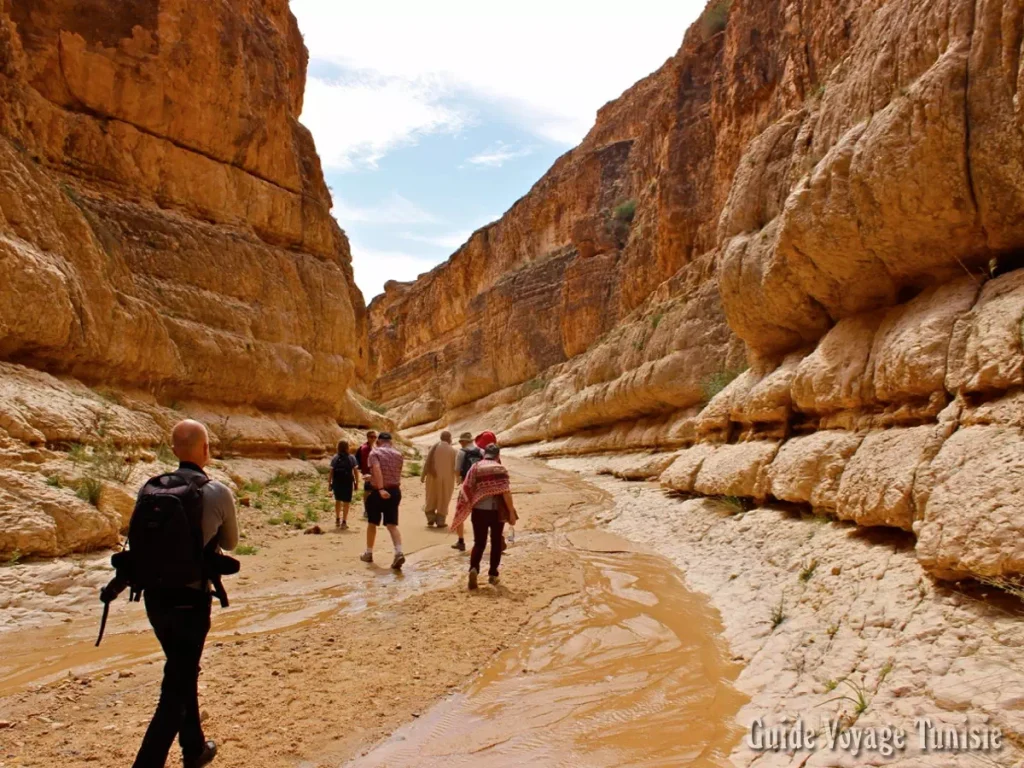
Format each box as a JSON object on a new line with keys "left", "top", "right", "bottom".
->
{"left": 369, "top": 0, "right": 1024, "bottom": 583}
{"left": 0, "top": 0, "right": 373, "bottom": 556}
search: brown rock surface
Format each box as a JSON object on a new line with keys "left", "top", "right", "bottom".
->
{"left": 0, "top": 0, "right": 378, "bottom": 557}
{"left": 0, "top": 0, "right": 365, "bottom": 417}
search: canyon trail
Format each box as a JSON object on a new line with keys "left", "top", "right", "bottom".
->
{"left": 0, "top": 455, "right": 748, "bottom": 768}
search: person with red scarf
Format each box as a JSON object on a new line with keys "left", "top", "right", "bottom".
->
{"left": 451, "top": 443, "right": 518, "bottom": 589}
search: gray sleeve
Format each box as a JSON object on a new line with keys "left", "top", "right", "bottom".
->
{"left": 203, "top": 481, "right": 239, "bottom": 551}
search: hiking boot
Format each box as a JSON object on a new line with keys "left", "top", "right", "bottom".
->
{"left": 468, "top": 568, "right": 479, "bottom": 590}
{"left": 335, "top": 518, "right": 341, "bottom": 528}
{"left": 488, "top": 574, "right": 500, "bottom": 586}
{"left": 183, "top": 740, "right": 217, "bottom": 768}
{"left": 391, "top": 553, "right": 406, "bottom": 571}
{"left": 451, "top": 539, "right": 466, "bottom": 552}
{"left": 340, "top": 521, "right": 349, "bottom": 531}
{"left": 426, "top": 520, "right": 435, "bottom": 528}
{"left": 360, "top": 552, "right": 373, "bottom": 563}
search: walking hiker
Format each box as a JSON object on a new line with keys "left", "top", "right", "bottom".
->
{"left": 360, "top": 431, "right": 406, "bottom": 570}
{"left": 104, "top": 420, "right": 238, "bottom": 768}
{"left": 422, "top": 430, "right": 458, "bottom": 528}
{"left": 357, "top": 430, "right": 377, "bottom": 520}
{"left": 452, "top": 432, "right": 483, "bottom": 551}
{"left": 328, "top": 440, "right": 360, "bottom": 529}
{"left": 452, "top": 443, "right": 518, "bottom": 589}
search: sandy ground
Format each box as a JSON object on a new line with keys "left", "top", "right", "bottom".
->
{"left": 0, "top": 455, "right": 593, "bottom": 767}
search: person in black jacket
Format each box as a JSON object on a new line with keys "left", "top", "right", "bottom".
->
{"left": 132, "top": 420, "right": 238, "bottom": 768}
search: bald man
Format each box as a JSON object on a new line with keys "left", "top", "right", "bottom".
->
{"left": 133, "top": 420, "right": 238, "bottom": 768}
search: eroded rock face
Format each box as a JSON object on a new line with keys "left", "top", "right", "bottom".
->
{"left": 0, "top": 0, "right": 365, "bottom": 412}
{"left": 367, "top": 0, "right": 1024, "bottom": 583}
{"left": 0, "top": 0, "right": 372, "bottom": 557}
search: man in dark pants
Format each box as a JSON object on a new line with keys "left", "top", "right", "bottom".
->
{"left": 133, "top": 420, "right": 238, "bottom": 768}
{"left": 356, "top": 429, "right": 377, "bottom": 520}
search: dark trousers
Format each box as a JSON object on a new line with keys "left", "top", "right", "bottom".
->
{"left": 133, "top": 589, "right": 212, "bottom": 768}
{"left": 470, "top": 508, "right": 505, "bottom": 576}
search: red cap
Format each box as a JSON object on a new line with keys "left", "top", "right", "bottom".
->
{"left": 474, "top": 431, "right": 497, "bottom": 450}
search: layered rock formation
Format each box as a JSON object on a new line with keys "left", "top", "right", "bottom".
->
{"left": 369, "top": 0, "right": 1024, "bottom": 582}
{"left": 0, "top": 0, "right": 372, "bottom": 555}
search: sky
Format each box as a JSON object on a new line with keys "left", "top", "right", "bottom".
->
{"left": 291, "top": 1, "right": 706, "bottom": 301}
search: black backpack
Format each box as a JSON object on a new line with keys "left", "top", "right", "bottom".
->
{"left": 96, "top": 471, "right": 237, "bottom": 645}
{"left": 459, "top": 447, "right": 483, "bottom": 480}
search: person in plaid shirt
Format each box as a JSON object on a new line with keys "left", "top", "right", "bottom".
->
{"left": 360, "top": 432, "right": 406, "bottom": 570}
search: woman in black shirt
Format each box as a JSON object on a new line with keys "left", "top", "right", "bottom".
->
{"left": 328, "top": 440, "right": 360, "bottom": 529}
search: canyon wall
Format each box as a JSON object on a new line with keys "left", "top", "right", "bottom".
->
{"left": 369, "top": 0, "right": 1024, "bottom": 582}
{"left": 0, "top": 0, "right": 374, "bottom": 555}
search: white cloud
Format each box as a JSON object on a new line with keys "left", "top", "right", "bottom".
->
{"left": 332, "top": 192, "right": 438, "bottom": 224}
{"left": 399, "top": 231, "right": 472, "bottom": 249}
{"left": 349, "top": 242, "right": 440, "bottom": 298}
{"left": 292, "top": 0, "right": 705, "bottom": 149}
{"left": 301, "top": 75, "right": 468, "bottom": 171}
{"left": 465, "top": 142, "right": 534, "bottom": 168}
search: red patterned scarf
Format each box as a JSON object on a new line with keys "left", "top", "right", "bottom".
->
{"left": 451, "top": 460, "right": 512, "bottom": 530}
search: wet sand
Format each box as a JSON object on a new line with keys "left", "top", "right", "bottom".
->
{"left": 347, "top": 544, "right": 745, "bottom": 767}
{"left": 0, "top": 455, "right": 745, "bottom": 767}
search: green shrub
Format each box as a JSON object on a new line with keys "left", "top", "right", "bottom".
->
{"left": 407, "top": 462, "right": 422, "bottom": 477}
{"left": 613, "top": 199, "right": 637, "bottom": 223}
{"left": 304, "top": 504, "right": 319, "bottom": 523}
{"left": 3, "top": 549, "right": 23, "bottom": 567}
{"left": 45, "top": 475, "right": 63, "bottom": 488}
{"left": 92, "top": 445, "right": 134, "bottom": 485}
{"left": 235, "top": 544, "right": 259, "bottom": 556}
{"left": 702, "top": 0, "right": 732, "bottom": 35}
{"left": 701, "top": 367, "right": 746, "bottom": 404}
{"left": 68, "top": 443, "right": 89, "bottom": 466}
{"left": 524, "top": 376, "right": 546, "bottom": 393}
{"left": 76, "top": 477, "right": 103, "bottom": 507}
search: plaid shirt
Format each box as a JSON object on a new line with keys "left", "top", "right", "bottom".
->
{"left": 368, "top": 444, "right": 404, "bottom": 488}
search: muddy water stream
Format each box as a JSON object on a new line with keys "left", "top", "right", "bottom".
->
{"left": 343, "top": 540, "right": 746, "bottom": 768}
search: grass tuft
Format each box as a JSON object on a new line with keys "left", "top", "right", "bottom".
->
{"left": 407, "top": 462, "right": 422, "bottom": 477}
{"left": 3, "top": 549, "right": 23, "bottom": 567}
{"left": 45, "top": 475, "right": 63, "bottom": 488}
{"left": 799, "top": 558, "right": 819, "bottom": 583}
{"left": 234, "top": 544, "right": 259, "bottom": 556}
{"left": 613, "top": 199, "right": 637, "bottom": 223}
{"left": 701, "top": 367, "right": 746, "bottom": 404}
{"left": 75, "top": 477, "right": 103, "bottom": 507}
{"left": 770, "top": 595, "right": 786, "bottom": 630}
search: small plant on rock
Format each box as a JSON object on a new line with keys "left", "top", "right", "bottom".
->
{"left": 823, "top": 678, "right": 870, "bottom": 718}
{"left": 613, "top": 199, "right": 637, "bottom": 223}
{"left": 701, "top": 367, "right": 746, "bottom": 404}
{"left": 3, "top": 549, "right": 23, "bottom": 567}
{"left": 823, "top": 678, "right": 839, "bottom": 692}
{"left": 799, "top": 558, "right": 819, "bottom": 582}
{"left": 45, "top": 475, "right": 63, "bottom": 488}
{"left": 76, "top": 477, "right": 103, "bottom": 507}
{"left": 770, "top": 595, "right": 787, "bottom": 630}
